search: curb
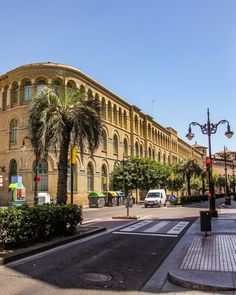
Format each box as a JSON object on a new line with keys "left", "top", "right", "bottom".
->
{"left": 167, "top": 270, "right": 236, "bottom": 291}
{"left": 0, "top": 226, "right": 106, "bottom": 265}
{"left": 112, "top": 216, "right": 139, "bottom": 220}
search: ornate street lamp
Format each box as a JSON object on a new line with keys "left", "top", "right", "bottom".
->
{"left": 186, "top": 108, "right": 234, "bottom": 217}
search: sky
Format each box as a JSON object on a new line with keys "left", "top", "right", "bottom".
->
{"left": 1, "top": 0, "right": 236, "bottom": 154}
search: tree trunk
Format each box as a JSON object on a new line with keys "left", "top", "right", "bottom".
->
{"left": 57, "top": 129, "right": 71, "bottom": 204}
{"left": 187, "top": 175, "right": 191, "bottom": 196}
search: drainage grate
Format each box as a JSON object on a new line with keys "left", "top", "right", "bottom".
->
{"left": 78, "top": 272, "right": 112, "bottom": 282}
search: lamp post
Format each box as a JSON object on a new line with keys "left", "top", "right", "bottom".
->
{"left": 21, "top": 136, "right": 40, "bottom": 205}
{"left": 186, "top": 108, "right": 234, "bottom": 217}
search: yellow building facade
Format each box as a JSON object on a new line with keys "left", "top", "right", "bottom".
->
{"left": 0, "top": 62, "right": 204, "bottom": 206}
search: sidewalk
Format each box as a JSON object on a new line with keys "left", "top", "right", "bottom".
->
{"left": 143, "top": 198, "right": 236, "bottom": 293}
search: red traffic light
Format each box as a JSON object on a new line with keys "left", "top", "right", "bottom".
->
{"left": 34, "top": 175, "right": 41, "bottom": 183}
{"left": 205, "top": 157, "right": 212, "bottom": 166}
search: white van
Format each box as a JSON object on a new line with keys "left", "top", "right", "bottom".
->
{"left": 144, "top": 189, "right": 167, "bottom": 208}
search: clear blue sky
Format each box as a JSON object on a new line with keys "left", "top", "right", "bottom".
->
{"left": 1, "top": 0, "right": 236, "bottom": 154}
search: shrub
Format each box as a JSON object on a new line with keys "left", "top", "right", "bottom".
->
{"left": 0, "top": 204, "right": 83, "bottom": 248}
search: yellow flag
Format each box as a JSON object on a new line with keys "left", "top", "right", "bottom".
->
{"left": 170, "top": 171, "right": 175, "bottom": 181}
{"left": 70, "top": 145, "right": 76, "bottom": 164}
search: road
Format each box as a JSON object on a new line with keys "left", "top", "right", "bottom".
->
{"left": 0, "top": 200, "right": 225, "bottom": 295}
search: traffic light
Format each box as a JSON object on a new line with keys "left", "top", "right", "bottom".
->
{"left": 205, "top": 157, "right": 212, "bottom": 167}
{"left": 103, "top": 177, "right": 107, "bottom": 184}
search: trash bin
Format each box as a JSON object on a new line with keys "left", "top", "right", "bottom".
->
{"left": 225, "top": 194, "right": 231, "bottom": 205}
{"left": 200, "top": 211, "right": 211, "bottom": 232}
{"left": 88, "top": 192, "right": 105, "bottom": 208}
{"left": 103, "top": 191, "right": 118, "bottom": 206}
{"left": 116, "top": 191, "right": 125, "bottom": 206}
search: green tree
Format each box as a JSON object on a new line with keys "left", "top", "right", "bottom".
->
{"left": 177, "top": 159, "right": 202, "bottom": 196}
{"left": 28, "top": 84, "right": 102, "bottom": 204}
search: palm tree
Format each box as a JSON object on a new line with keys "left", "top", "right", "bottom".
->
{"left": 28, "top": 84, "right": 103, "bottom": 204}
{"left": 177, "top": 159, "right": 202, "bottom": 196}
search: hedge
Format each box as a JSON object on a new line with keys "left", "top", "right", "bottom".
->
{"left": 0, "top": 204, "right": 83, "bottom": 248}
{"left": 172, "top": 193, "right": 229, "bottom": 206}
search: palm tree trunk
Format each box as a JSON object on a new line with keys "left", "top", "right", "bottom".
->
{"left": 57, "top": 128, "right": 71, "bottom": 204}
{"left": 187, "top": 175, "right": 191, "bottom": 196}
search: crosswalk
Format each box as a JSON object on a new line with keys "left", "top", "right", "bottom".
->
{"left": 113, "top": 220, "right": 189, "bottom": 237}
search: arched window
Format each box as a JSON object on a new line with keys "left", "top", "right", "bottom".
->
{"left": 9, "top": 159, "right": 17, "bottom": 183}
{"left": 135, "top": 115, "right": 138, "bottom": 133}
{"left": 140, "top": 120, "right": 143, "bottom": 137}
{"left": 163, "top": 153, "right": 166, "bottom": 163}
{"left": 135, "top": 142, "right": 139, "bottom": 157}
{"left": 37, "top": 80, "right": 47, "bottom": 93}
{"left": 101, "top": 130, "right": 107, "bottom": 151}
{"left": 80, "top": 84, "right": 86, "bottom": 94}
{"left": 67, "top": 163, "right": 77, "bottom": 192}
{"left": 53, "top": 79, "right": 62, "bottom": 96}
{"left": 95, "top": 93, "right": 99, "bottom": 102}
{"left": 148, "top": 124, "right": 151, "bottom": 139}
{"left": 101, "top": 164, "right": 108, "bottom": 192}
{"left": 23, "top": 80, "right": 32, "bottom": 102}
{"left": 123, "top": 138, "right": 128, "bottom": 157}
{"left": 2, "top": 86, "right": 8, "bottom": 111}
{"left": 33, "top": 159, "right": 48, "bottom": 191}
{"left": 12, "top": 82, "right": 19, "bottom": 105}
{"left": 113, "top": 134, "right": 118, "bottom": 155}
{"left": 148, "top": 147, "right": 152, "bottom": 158}
{"left": 152, "top": 148, "right": 155, "bottom": 160}
{"left": 113, "top": 104, "right": 117, "bottom": 125}
{"left": 123, "top": 111, "right": 127, "bottom": 129}
{"left": 158, "top": 151, "right": 161, "bottom": 162}
{"left": 168, "top": 155, "right": 171, "bottom": 163}
{"left": 102, "top": 98, "right": 106, "bottom": 119}
{"left": 87, "top": 162, "right": 94, "bottom": 191}
{"left": 118, "top": 108, "right": 122, "bottom": 127}
{"left": 87, "top": 89, "right": 93, "bottom": 100}
{"left": 108, "top": 101, "right": 112, "bottom": 122}
{"left": 9, "top": 119, "right": 17, "bottom": 143}
{"left": 67, "top": 81, "right": 76, "bottom": 89}
{"left": 140, "top": 145, "right": 143, "bottom": 158}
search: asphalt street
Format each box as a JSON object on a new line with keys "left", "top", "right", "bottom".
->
{"left": 0, "top": 199, "right": 227, "bottom": 295}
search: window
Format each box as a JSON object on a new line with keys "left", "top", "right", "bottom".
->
{"left": 148, "top": 147, "right": 151, "bottom": 158}
{"left": 123, "top": 138, "right": 128, "bottom": 157}
{"left": 12, "top": 82, "right": 19, "bottom": 105}
{"left": 113, "top": 134, "right": 118, "bottom": 155}
{"left": 9, "top": 159, "right": 17, "bottom": 183}
{"left": 37, "top": 80, "right": 46, "bottom": 93}
{"left": 135, "top": 115, "right": 139, "bottom": 133}
{"left": 101, "top": 164, "right": 108, "bottom": 192}
{"left": 140, "top": 145, "right": 143, "bottom": 158}
{"left": 2, "top": 86, "right": 8, "bottom": 111}
{"left": 124, "top": 111, "right": 127, "bottom": 129}
{"left": 113, "top": 104, "right": 117, "bottom": 125}
{"left": 152, "top": 149, "right": 155, "bottom": 160}
{"left": 67, "top": 163, "right": 78, "bottom": 191}
{"left": 101, "top": 130, "right": 107, "bottom": 151}
{"left": 23, "top": 81, "right": 32, "bottom": 102}
{"left": 135, "top": 142, "right": 139, "bottom": 157}
{"left": 53, "top": 79, "right": 62, "bottom": 96}
{"left": 87, "top": 163, "right": 94, "bottom": 191}
{"left": 119, "top": 108, "right": 122, "bottom": 127}
{"left": 108, "top": 101, "right": 112, "bottom": 122}
{"left": 102, "top": 98, "right": 106, "bottom": 119}
{"left": 33, "top": 159, "right": 48, "bottom": 191}
{"left": 10, "top": 119, "right": 17, "bottom": 143}
{"left": 87, "top": 89, "right": 93, "bottom": 100}
{"left": 158, "top": 151, "right": 161, "bottom": 162}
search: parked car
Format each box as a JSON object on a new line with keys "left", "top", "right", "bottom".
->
{"left": 36, "top": 192, "right": 53, "bottom": 205}
{"left": 144, "top": 189, "right": 167, "bottom": 207}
